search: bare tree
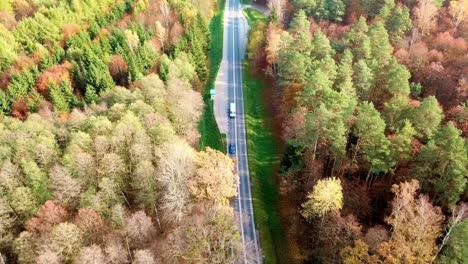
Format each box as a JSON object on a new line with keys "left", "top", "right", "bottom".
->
{"left": 125, "top": 211, "right": 156, "bottom": 247}
{"left": 74, "top": 245, "right": 106, "bottom": 264}
{"left": 156, "top": 140, "right": 195, "bottom": 222}
{"left": 48, "top": 165, "right": 81, "bottom": 205}
{"left": 267, "top": 0, "right": 285, "bottom": 23}
{"left": 413, "top": 0, "right": 438, "bottom": 36}
{"left": 132, "top": 249, "right": 155, "bottom": 264}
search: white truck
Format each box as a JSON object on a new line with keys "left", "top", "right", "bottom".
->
{"left": 229, "top": 102, "right": 236, "bottom": 118}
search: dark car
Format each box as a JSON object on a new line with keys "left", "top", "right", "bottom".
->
{"left": 229, "top": 143, "right": 236, "bottom": 154}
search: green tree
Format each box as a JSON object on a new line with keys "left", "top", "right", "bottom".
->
{"left": 353, "top": 102, "right": 395, "bottom": 180}
{"left": 440, "top": 220, "right": 468, "bottom": 264}
{"left": 414, "top": 122, "right": 467, "bottom": 208}
{"left": 289, "top": 9, "right": 310, "bottom": 36}
{"left": 390, "top": 119, "right": 416, "bottom": 164}
{"left": 353, "top": 59, "right": 374, "bottom": 100}
{"left": 385, "top": 5, "right": 412, "bottom": 39}
{"left": 368, "top": 22, "right": 393, "bottom": 67}
{"left": 409, "top": 96, "right": 443, "bottom": 139}
{"left": 384, "top": 58, "right": 411, "bottom": 96}
{"left": 21, "top": 160, "right": 50, "bottom": 204}
{"left": 49, "top": 83, "right": 69, "bottom": 112}
{"left": 301, "top": 177, "right": 343, "bottom": 219}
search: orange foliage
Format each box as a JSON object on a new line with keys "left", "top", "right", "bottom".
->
{"left": 35, "top": 61, "right": 73, "bottom": 96}
{"left": 108, "top": 55, "right": 129, "bottom": 86}
{"left": 170, "top": 21, "right": 184, "bottom": 46}
{"left": 61, "top": 23, "right": 80, "bottom": 42}
{"left": 11, "top": 98, "right": 29, "bottom": 120}
{"left": 26, "top": 201, "right": 69, "bottom": 233}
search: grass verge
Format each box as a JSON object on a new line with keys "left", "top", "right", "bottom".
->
{"left": 198, "top": 0, "right": 226, "bottom": 151}
{"left": 241, "top": 8, "right": 287, "bottom": 264}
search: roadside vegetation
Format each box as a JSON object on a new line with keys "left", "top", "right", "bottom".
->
{"left": 242, "top": 8, "right": 286, "bottom": 264}
{"left": 199, "top": 0, "right": 226, "bottom": 151}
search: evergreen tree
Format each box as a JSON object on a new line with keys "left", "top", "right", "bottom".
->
{"left": 289, "top": 9, "right": 310, "bottom": 36}
{"left": 410, "top": 96, "right": 443, "bottom": 139}
{"left": 353, "top": 59, "right": 374, "bottom": 100}
{"left": 49, "top": 82, "right": 69, "bottom": 112}
{"left": 353, "top": 102, "right": 394, "bottom": 180}
{"left": 414, "top": 122, "right": 467, "bottom": 208}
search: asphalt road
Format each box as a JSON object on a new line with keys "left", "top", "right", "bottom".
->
{"left": 222, "top": 0, "right": 262, "bottom": 262}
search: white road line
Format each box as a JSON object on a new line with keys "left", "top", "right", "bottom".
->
{"left": 231, "top": 0, "right": 247, "bottom": 262}
{"left": 237, "top": 7, "right": 261, "bottom": 262}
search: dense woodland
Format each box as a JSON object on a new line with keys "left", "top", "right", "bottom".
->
{"left": 246, "top": 0, "right": 467, "bottom": 263}
{"left": 0, "top": 0, "right": 246, "bottom": 263}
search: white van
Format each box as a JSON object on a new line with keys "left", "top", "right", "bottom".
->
{"left": 229, "top": 102, "right": 236, "bottom": 118}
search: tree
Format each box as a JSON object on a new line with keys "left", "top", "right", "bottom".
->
{"left": 156, "top": 140, "right": 195, "bottom": 222}
{"left": 384, "top": 58, "right": 411, "bottom": 96}
{"left": 385, "top": 5, "right": 411, "bottom": 39}
{"left": 414, "top": 122, "right": 467, "bottom": 208}
{"left": 190, "top": 148, "right": 238, "bottom": 204}
{"left": 379, "top": 180, "right": 444, "bottom": 263}
{"left": 75, "top": 245, "right": 106, "bottom": 264}
{"left": 301, "top": 177, "right": 343, "bottom": 219}
{"left": 289, "top": 9, "right": 310, "bottom": 37}
{"left": 26, "top": 200, "right": 68, "bottom": 233}
{"left": 390, "top": 120, "right": 416, "bottom": 164}
{"left": 125, "top": 211, "right": 156, "bottom": 247}
{"left": 48, "top": 165, "right": 81, "bottom": 206}
{"left": 74, "top": 208, "right": 107, "bottom": 244}
{"left": 175, "top": 206, "right": 242, "bottom": 263}
{"left": 353, "top": 102, "right": 395, "bottom": 179}
{"left": 154, "top": 21, "right": 166, "bottom": 50}
{"left": 46, "top": 222, "right": 84, "bottom": 263}
{"left": 383, "top": 95, "right": 409, "bottom": 131}
{"left": 368, "top": 22, "right": 393, "bottom": 67}
{"left": 0, "top": 197, "right": 15, "bottom": 250}
{"left": 449, "top": 0, "right": 468, "bottom": 28}
{"left": 340, "top": 239, "right": 372, "bottom": 264}
{"left": 165, "top": 78, "right": 203, "bottom": 136}
{"left": 267, "top": 0, "right": 285, "bottom": 23}
{"left": 109, "top": 55, "right": 129, "bottom": 86}
{"left": 10, "top": 186, "right": 39, "bottom": 220}
{"left": 413, "top": 0, "right": 438, "bottom": 36}
{"left": 353, "top": 60, "right": 374, "bottom": 100}
{"left": 409, "top": 96, "right": 443, "bottom": 139}
{"left": 132, "top": 249, "right": 155, "bottom": 264}
{"left": 439, "top": 217, "right": 468, "bottom": 263}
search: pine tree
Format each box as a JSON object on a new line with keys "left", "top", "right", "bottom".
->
{"left": 414, "top": 122, "right": 467, "bottom": 208}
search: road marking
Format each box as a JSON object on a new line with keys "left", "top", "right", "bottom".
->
{"left": 237, "top": 8, "right": 261, "bottom": 262}
{"left": 230, "top": 0, "right": 247, "bottom": 262}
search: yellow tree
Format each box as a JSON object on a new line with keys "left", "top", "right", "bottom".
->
{"left": 301, "top": 177, "right": 343, "bottom": 219}
{"left": 379, "top": 180, "right": 445, "bottom": 263}
{"left": 190, "top": 148, "right": 238, "bottom": 205}
{"left": 449, "top": 0, "right": 468, "bottom": 28}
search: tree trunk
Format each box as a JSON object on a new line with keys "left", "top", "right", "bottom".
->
{"left": 365, "top": 168, "right": 372, "bottom": 184}
{"left": 154, "top": 204, "right": 163, "bottom": 233}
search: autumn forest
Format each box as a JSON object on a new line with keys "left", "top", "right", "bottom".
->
{"left": 0, "top": 0, "right": 467, "bottom": 263}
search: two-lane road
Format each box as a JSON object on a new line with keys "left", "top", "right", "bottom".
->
{"left": 223, "top": 0, "right": 261, "bottom": 262}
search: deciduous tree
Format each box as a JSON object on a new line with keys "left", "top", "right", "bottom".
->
{"left": 302, "top": 177, "right": 343, "bottom": 219}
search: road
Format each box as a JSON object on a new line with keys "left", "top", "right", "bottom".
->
{"left": 215, "top": 0, "right": 262, "bottom": 262}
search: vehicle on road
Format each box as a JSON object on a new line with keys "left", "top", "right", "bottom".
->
{"left": 229, "top": 143, "right": 236, "bottom": 154}
{"left": 229, "top": 102, "right": 236, "bottom": 118}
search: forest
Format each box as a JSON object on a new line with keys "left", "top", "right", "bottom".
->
{"left": 245, "top": 0, "right": 467, "bottom": 263}
{"left": 0, "top": 0, "right": 243, "bottom": 263}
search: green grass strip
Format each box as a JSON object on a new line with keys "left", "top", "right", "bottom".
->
{"left": 241, "top": 8, "right": 287, "bottom": 264}
{"left": 198, "top": 0, "right": 226, "bottom": 151}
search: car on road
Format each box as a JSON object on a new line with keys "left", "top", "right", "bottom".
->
{"left": 229, "top": 102, "right": 236, "bottom": 118}
{"left": 229, "top": 143, "right": 236, "bottom": 154}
